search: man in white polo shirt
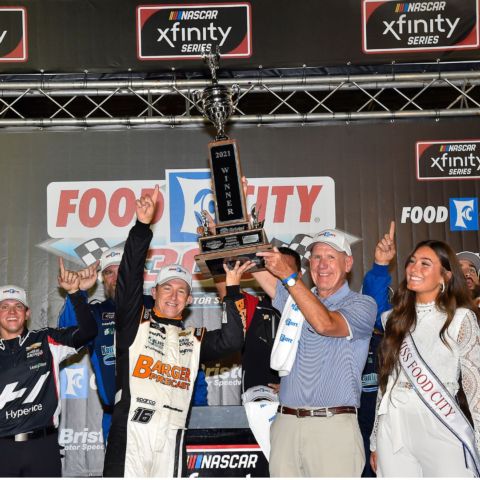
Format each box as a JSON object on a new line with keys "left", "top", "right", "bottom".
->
{"left": 258, "top": 229, "right": 377, "bottom": 477}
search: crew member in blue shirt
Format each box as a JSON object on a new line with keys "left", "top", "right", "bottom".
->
{"left": 58, "top": 247, "right": 124, "bottom": 443}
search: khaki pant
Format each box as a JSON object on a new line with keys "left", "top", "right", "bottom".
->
{"left": 269, "top": 411, "right": 365, "bottom": 477}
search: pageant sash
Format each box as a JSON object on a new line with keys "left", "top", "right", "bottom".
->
{"left": 400, "top": 333, "right": 480, "bottom": 476}
{"left": 270, "top": 294, "right": 305, "bottom": 377}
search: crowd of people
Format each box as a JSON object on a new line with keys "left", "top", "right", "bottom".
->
{"left": 0, "top": 184, "right": 479, "bottom": 477}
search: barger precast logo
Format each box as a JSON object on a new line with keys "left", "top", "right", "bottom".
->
{"left": 0, "top": 7, "right": 27, "bottom": 62}
{"left": 137, "top": 3, "right": 252, "bottom": 60}
{"left": 362, "top": 0, "right": 480, "bottom": 53}
{"left": 416, "top": 140, "right": 480, "bottom": 180}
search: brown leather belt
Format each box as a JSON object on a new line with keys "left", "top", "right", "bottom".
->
{"left": 277, "top": 405, "right": 356, "bottom": 418}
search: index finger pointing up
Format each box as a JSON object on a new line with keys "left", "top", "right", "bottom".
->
{"left": 389, "top": 220, "right": 395, "bottom": 241}
{"left": 151, "top": 184, "right": 160, "bottom": 205}
{"left": 58, "top": 256, "right": 65, "bottom": 275}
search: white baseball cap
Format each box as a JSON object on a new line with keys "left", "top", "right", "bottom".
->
{"left": 100, "top": 247, "right": 124, "bottom": 272}
{"left": 457, "top": 251, "right": 480, "bottom": 274}
{"left": 241, "top": 385, "right": 279, "bottom": 403}
{"left": 0, "top": 285, "right": 29, "bottom": 308}
{"left": 155, "top": 264, "right": 192, "bottom": 290}
{"left": 307, "top": 229, "right": 352, "bottom": 256}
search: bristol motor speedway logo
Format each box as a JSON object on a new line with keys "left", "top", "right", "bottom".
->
{"left": 401, "top": 197, "right": 479, "bottom": 230}
{"left": 0, "top": 7, "right": 27, "bottom": 62}
{"left": 416, "top": 140, "right": 480, "bottom": 180}
{"left": 40, "top": 171, "right": 337, "bottom": 290}
{"left": 362, "top": 0, "right": 480, "bottom": 53}
{"left": 136, "top": 3, "right": 252, "bottom": 60}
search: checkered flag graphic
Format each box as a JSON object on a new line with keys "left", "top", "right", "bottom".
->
{"left": 271, "top": 233, "right": 313, "bottom": 273}
{"left": 74, "top": 238, "right": 110, "bottom": 266}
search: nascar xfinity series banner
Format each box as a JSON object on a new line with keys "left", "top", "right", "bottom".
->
{"left": 0, "top": 0, "right": 478, "bottom": 72}
{"left": 0, "top": 119, "right": 479, "bottom": 475}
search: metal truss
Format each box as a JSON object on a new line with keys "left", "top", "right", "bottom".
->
{"left": 0, "top": 70, "right": 479, "bottom": 128}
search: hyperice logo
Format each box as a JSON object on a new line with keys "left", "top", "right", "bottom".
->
{"left": 449, "top": 198, "right": 478, "bottom": 231}
{"left": 60, "top": 366, "right": 89, "bottom": 399}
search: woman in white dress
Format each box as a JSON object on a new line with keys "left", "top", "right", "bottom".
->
{"left": 370, "top": 240, "right": 480, "bottom": 477}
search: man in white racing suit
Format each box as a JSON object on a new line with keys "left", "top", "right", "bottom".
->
{"left": 103, "top": 186, "right": 244, "bottom": 477}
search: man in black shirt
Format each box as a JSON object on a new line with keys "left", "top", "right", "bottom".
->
{"left": 0, "top": 259, "right": 97, "bottom": 477}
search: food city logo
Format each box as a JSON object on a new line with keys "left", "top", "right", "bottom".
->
{"left": 401, "top": 197, "right": 479, "bottom": 231}
{"left": 0, "top": 7, "right": 27, "bottom": 62}
{"left": 60, "top": 365, "right": 91, "bottom": 399}
{"left": 136, "top": 3, "right": 252, "bottom": 60}
{"left": 187, "top": 444, "right": 261, "bottom": 472}
{"left": 40, "top": 173, "right": 334, "bottom": 288}
{"left": 362, "top": 0, "right": 479, "bottom": 53}
{"left": 416, "top": 140, "right": 480, "bottom": 181}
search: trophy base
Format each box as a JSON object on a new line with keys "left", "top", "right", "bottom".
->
{"left": 195, "top": 244, "right": 273, "bottom": 278}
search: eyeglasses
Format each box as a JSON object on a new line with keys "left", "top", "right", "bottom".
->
{"left": 462, "top": 266, "right": 478, "bottom": 276}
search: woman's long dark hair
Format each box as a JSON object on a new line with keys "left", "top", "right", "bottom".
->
{"left": 378, "top": 240, "right": 477, "bottom": 394}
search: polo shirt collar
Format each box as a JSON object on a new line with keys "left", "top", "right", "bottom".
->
{"left": 315, "top": 281, "right": 350, "bottom": 307}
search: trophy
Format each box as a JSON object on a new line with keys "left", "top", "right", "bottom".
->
{"left": 194, "top": 48, "right": 272, "bottom": 278}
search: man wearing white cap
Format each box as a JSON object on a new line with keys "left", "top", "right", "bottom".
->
{"left": 0, "top": 260, "right": 97, "bottom": 477}
{"left": 58, "top": 246, "right": 132, "bottom": 444}
{"left": 103, "top": 186, "right": 244, "bottom": 477}
{"left": 257, "top": 229, "right": 377, "bottom": 477}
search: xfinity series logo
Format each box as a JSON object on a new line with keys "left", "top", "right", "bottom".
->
{"left": 137, "top": 3, "right": 252, "bottom": 60}
{"left": 60, "top": 366, "right": 89, "bottom": 399}
{"left": 416, "top": 140, "right": 480, "bottom": 180}
{"left": 401, "top": 198, "right": 479, "bottom": 230}
{"left": 0, "top": 7, "right": 27, "bottom": 62}
{"left": 450, "top": 198, "right": 478, "bottom": 231}
{"left": 362, "top": 0, "right": 479, "bottom": 53}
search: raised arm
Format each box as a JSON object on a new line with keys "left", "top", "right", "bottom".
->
{"left": 56, "top": 257, "right": 97, "bottom": 348}
{"left": 58, "top": 260, "right": 99, "bottom": 328}
{"left": 200, "top": 260, "right": 252, "bottom": 361}
{"left": 115, "top": 186, "right": 158, "bottom": 345}
{"left": 363, "top": 221, "right": 396, "bottom": 331}
{"left": 257, "top": 247, "right": 350, "bottom": 337}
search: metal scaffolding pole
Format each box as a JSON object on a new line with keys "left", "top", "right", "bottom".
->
{"left": 0, "top": 70, "right": 479, "bottom": 128}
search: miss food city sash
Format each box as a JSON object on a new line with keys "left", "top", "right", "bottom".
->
{"left": 400, "top": 334, "right": 480, "bottom": 476}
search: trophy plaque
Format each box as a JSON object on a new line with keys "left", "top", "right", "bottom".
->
{"left": 194, "top": 49, "right": 272, "bottom": 278}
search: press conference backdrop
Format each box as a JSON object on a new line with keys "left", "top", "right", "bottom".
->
{"left": 0, "top": 119, "right": 479, "bottom": 475}
{"left": 0, "top": 0, "right": 478, "bottom": 72}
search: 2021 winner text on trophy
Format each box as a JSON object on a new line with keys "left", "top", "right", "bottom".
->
{"left": 194, "top": 49, "right": 272, "bottom": 278}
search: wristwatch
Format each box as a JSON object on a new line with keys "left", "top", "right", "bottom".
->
{"left": 281, "top": 272, "right": 298, "bottom": 288}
